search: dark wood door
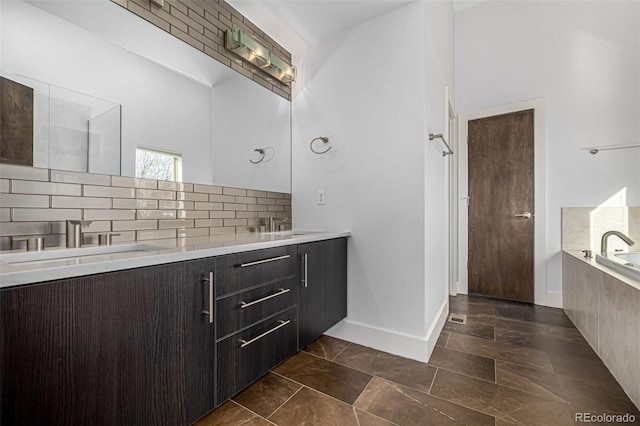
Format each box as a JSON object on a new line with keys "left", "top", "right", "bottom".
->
{"left": 468, "top": 109, "right": 534, "bottom": 302}
{"left": 0, "top": 76, "right": 34, "bottom": 166}
{"left": 298, "top": 238, "right": 348, "bottom": 349}
{"left": 0, "top": 259, "right": 216, "bottom": 426}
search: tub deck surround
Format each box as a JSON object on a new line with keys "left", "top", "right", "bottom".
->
{"left": 564, "top": 250, "right": 640, "bottom": 291}
{"left": 0, "top": 230, "right": 350, "bottom": 288}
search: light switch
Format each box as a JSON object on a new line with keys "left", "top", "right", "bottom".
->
{"left": 317, "top": 189, "right": 326, "bottom": 205}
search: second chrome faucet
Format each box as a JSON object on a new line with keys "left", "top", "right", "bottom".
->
{"left": 600, "top": 230, "right": 635, "bottom": 255}
{"left": 66, "top": 220, "right": 92, "bottom": 248}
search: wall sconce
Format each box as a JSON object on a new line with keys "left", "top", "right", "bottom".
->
{"left": 225, "top": 24, "right": 296, "bottom": 84}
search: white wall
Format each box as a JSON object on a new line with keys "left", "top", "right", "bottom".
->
{"left": 212, "top": 75, "right": 291, "bottom": 193}
{"left": 455, "top": 1, "right": 640, "bottom": 299}
{"left": 2, "top": 0, "right": 213, "bottom": 184}
{"left": 292, "top": 1, "right": 455, "bottom": 361}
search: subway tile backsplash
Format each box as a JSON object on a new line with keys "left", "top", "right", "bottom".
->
{"left": 0, "top": 165, "right": 291, "bottom": 250}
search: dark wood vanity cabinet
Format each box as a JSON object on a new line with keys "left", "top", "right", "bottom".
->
{"left": 0, "top": 258, "right": 216, "bottom": 426}
{"left": 298, "top": 238, "right": 348, "bottom": 349}
{"left": 0, "top": 238, "right": 348, "bottom": 424}
{"left": 214, "top": 246, "right": 299, "bottom": 403}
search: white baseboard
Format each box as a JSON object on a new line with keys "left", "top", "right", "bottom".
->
{"left": 544, "top": 291, "right": 563, "bottom": 308}
{"left": 325, "top": 299, "right": 449, "bottom": 363}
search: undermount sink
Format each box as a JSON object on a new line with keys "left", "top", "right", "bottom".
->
{"left": 0, "top": 244, "right": 163, "bottom": 265}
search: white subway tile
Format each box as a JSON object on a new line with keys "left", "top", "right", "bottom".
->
{"left": 267, "top": 205, "right": 285, "bottom": 212}
{"left": 223, "top": 203, "right": 247, "bottom": 211}
{"left": 0, "top": 179, "right": 9, "bottom": 193}
{"left": 247, "top": 204, "right": 268, "bottom": 212}
{"left": 223, "top": 218, "right": 247, "bottom": 226}
{"left": 194, "top": 219, "right": 223, "bottom": 228}
{"left": 195, "top": 202, "right": 223, "bottom": 211}
{"left": 112, "top": 220, "right": 157, "bottom": 231}
{"left": 210, "top": 226, "right": 236, "bottom": 235}
{"left": 257, "top": 198, "right": 271, "bottom": 205}
{"left": 0, "top": 208, "right": 10, "bottom": 221}
{"left": 112, "top": 199, "right": 159, "bottom": 209}
{"left": 235, "top": 196, "right": 257, "bottom": 205}
{"left": 236, "top": 211, "right": 258, "bottom": 219}
{"left": 84, "top": 185, "right": 136, "bottom": 198}
{"left": 12, "top": 180, "right": 81, "bottom": 196}
{"left": 177, "top": 192, "right": 208, "bottom": 202}
{"left": 177, "top": 210, "right": 209, "bottom": 219}
{"left": 210, "top": 211, "right": 236, "bottom": 219}
{"left": 0, "top": 164, "right": 49, "bottom": 181}
{"left": 83, "top": 209, "right": 135, "bottom": 220}
{"left": 247, "top": 189, "right": 267, "bottom": 197}
{"left": 112, "top": 176, "right": 158, "bottom": 189}
{"left": 136, "top": 229, "right": 176, "bottom": 240}
{"left": 0, "top": 221, "right": 50, "bottom": 236}
{"left": 11, "top": 208, "right": 81, "bottom": 222}
{"left": 159, "top": 219, "right": 194, "bottom": 229}
{"left": 0, "top": 194, "right": 49, "bottom": 208}
{"left": 178, "top": 228, "right": 209, "bottom": 238}
{"left": 193, "top": 184, "right": 223, "bottom": 194}
{"left": 136, "top": 189, "right": 175, "bottom": 200}
{"left": 276, "top": 199, "right": 291, "bottom": 206}
{"left": 52, "top": 196, "right": 111, "bottom": 209}
{"left": 159, "top": 200, "right": 193, "bottom": 210}
{"left": 266, "top": 192, "right": 284, "bottom": 199}
{"left": 51, "top": 169, "right": 110, "bottom": 185}
{"left": 158, "top": 181, "right": 193, "bottom": 192}
{"left": 209, "top": 194, "right": 235, "bottom": 203}
{"left": 137, "top": 210, "right": 177, "bottom": 219}
{"left": 223, "top": 187, "right": 246, "bottom": 196}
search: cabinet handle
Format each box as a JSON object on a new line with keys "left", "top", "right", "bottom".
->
{"left": 239, "top": 288, "right": 291, "bottom": 309}
{"left": 240, "top": 319, "right": 291, "bottom": 348}
{"left": 301, "top": 253, "right": 308, "bottom": 288}
{"left": 240, "top": 254, "right": 290, "bottom": 268}
{"left": 202, "top": 272, "right": 214, "bottom": 324}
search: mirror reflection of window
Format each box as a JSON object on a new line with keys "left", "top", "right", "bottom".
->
{"left": 135, "top": 147, "right": 182, "bottom": 182}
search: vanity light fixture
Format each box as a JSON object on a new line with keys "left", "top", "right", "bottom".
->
{"left": 225, "top": 24, "right": 296, "bottom": 84}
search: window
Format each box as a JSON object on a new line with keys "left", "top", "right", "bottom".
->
{"left": 135, "top": 147, "right": 182, "bottom": 182}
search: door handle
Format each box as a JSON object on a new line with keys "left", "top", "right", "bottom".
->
{"left": 301, "top": 253, "right": 308, "bottom": 288}
{"left": 514, "top": 212, "right": 533, "bottom": 219}
{"left": 202, "top": 272, "right": 214, "bottom": 324}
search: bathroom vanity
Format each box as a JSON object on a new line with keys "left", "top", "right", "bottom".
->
{"left": 0, "top": 233, "right": 348, "bottom": 425}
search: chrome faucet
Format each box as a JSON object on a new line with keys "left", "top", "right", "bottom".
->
{"left": 600, "top": 230, "right": 635, "bottom": 255}
{"left": 264, "top": 217, "right": 289, "bottom": 232}
{"left": 66, "top": 220, "right": 92, "bottom": 248}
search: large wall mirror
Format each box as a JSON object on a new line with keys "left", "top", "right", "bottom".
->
{"left": 0, "top": 0, "right": 291, "bottom": 193}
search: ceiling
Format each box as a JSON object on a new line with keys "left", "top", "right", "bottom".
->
{"left": 227, "top": 0, "right": 411, "bottom": 54}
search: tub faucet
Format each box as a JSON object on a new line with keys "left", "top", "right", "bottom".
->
{"left": 66, "top": 220, "right": 92, "bottom": 248}
{"left": 600, "top": 230, "right": 634, "bottom": 255}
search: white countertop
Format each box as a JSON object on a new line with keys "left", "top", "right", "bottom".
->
{"left": 0, "top": 230, "right": 350, "bottom": 288}
{"left": 564, "top": 250, "right": 640, "bottom": 291}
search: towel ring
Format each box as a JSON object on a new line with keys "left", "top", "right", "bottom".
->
{"left": 249, "top": 148, "right": 266, "bottom": 164}
{"left": 310, "top": 137, "right": 331, "bottom": 155}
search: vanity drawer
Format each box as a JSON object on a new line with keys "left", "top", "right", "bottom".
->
{"left": 215, "top": 245, "right": 297, "bottom": 296}
{"left": 216, "top": 277, "right": 298, "bottom": 339}
{"left": 216, "top": 307, "right": 297, "bottom": 403}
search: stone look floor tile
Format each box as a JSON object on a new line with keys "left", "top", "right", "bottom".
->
{"left": 303, "top": 335, "right": 351, "bottom": 360}
{"left": 195, "top": 401, "right": 271, "bottom": 426}
{"left": 272, "top": 351, "right": 372, "bottom": 404}
{"left": 355, "top": 377, "right": 495, "bottom": 425}
{"left": 333, "top": 343, "right": 437, "bottom": 393}
{"left": 428, "top": 345, "right": 496, "bottom": 382}
{"left": 232, "top": 372, "right": 302, "bottom": 418}
{"left": 436, "top": 330, "right": 450, "bottom": 347}
{"left": 203, "top": 295, "right": 639, "bottom": 424}
{"left": 268, "top": 387, "right": 361, "bottom": 426}
{"left": 446, "top": 331, "right": 555, "bottom": 372}
{"left": 430, "top": 368, "right": 575, "bottom": 425}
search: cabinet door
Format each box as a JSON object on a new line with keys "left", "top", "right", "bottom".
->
{"left": 216, "top": 307, "right": 298, "bottom": 403}
{"left": 0, "top": 259, "right": 216, "bottom": 426}
{"left": 298, "top": 238, "right": 348, "bottom": 349}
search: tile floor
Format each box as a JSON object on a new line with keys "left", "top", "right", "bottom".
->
{"left": 196, "top": 295, "right": 640, "bottom": 425}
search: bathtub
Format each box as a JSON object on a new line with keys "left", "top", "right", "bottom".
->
{"left": 596, "top": 252, "right": 640, "bottom": 280}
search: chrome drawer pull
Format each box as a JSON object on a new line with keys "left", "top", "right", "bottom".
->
{"left": 240, "top": 254, "right": 290, "bottom": 268}
{"left": 240, "top": 319, "right": 291, "bottom": 348}
{"left": 240, "top": 288, "right": 291, "bottom": 309}
{"left": 202, "top": 272, "right": 214, "bottom": 324}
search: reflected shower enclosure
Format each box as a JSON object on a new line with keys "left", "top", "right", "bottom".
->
{"left": 0, "top": 71, "right": 121, "bottom": 175}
